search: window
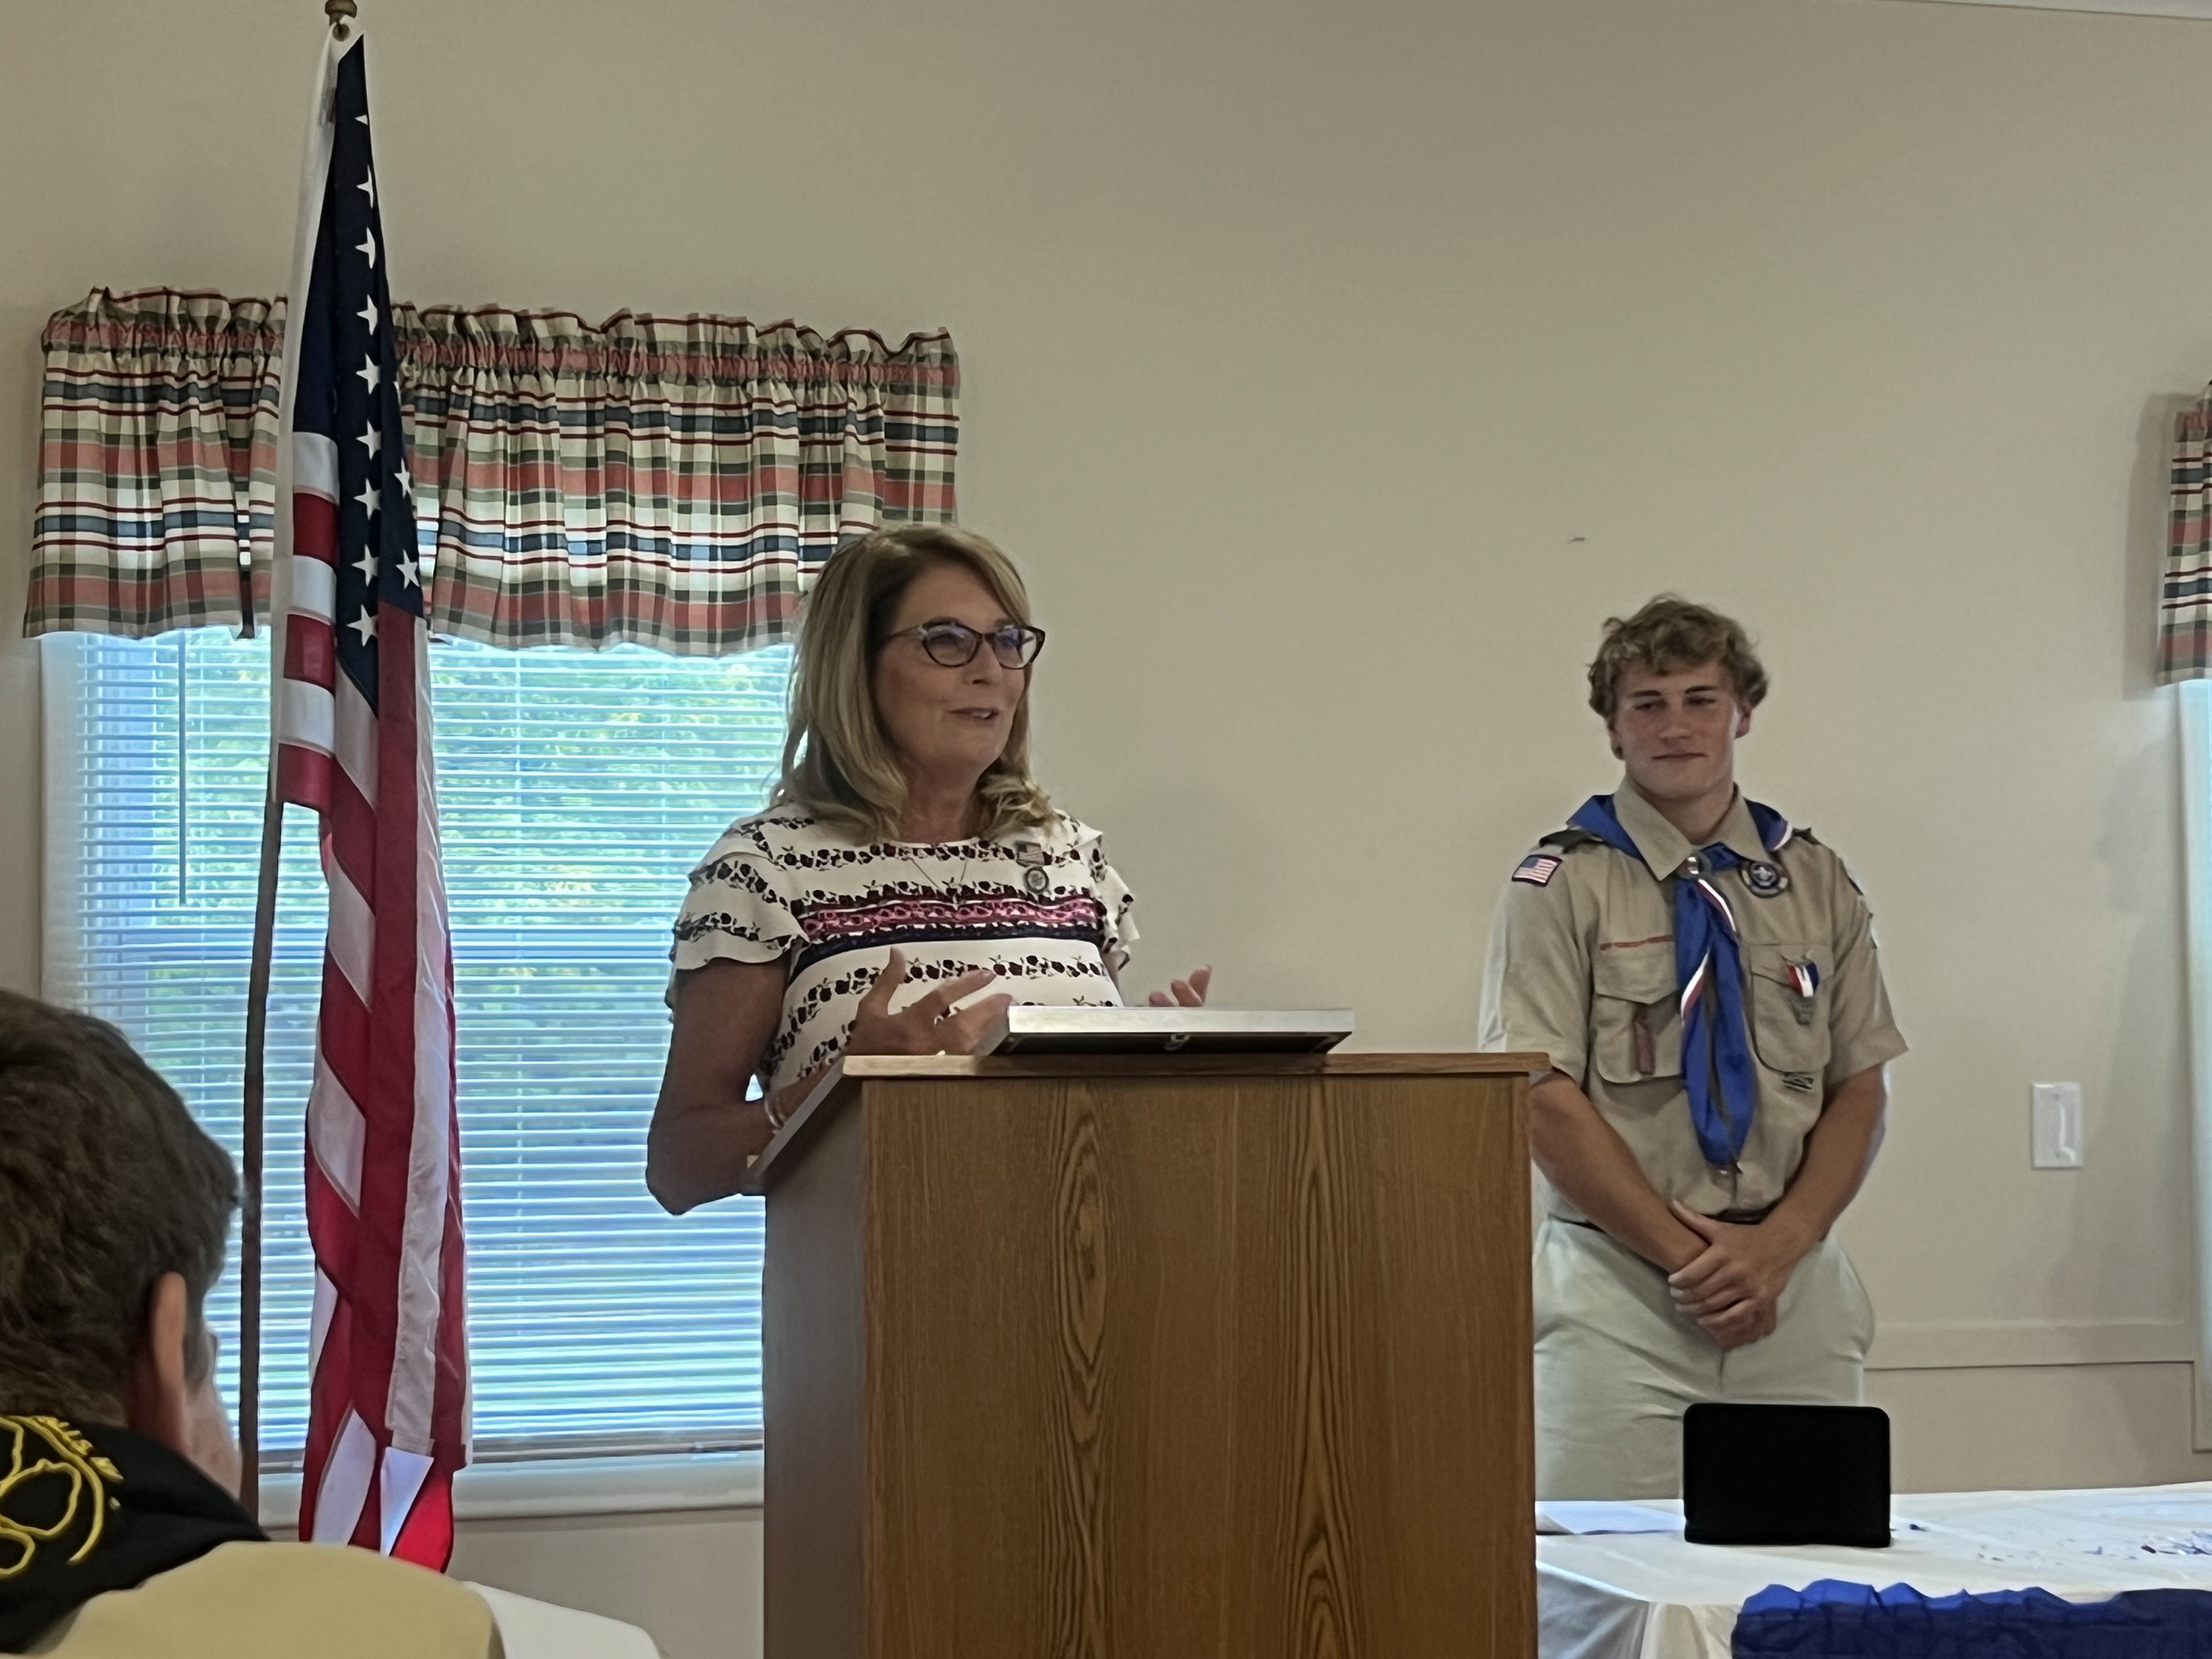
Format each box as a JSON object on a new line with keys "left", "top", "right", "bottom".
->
{"left": 42, "top": 629, "right": 793, "bottom": 1460}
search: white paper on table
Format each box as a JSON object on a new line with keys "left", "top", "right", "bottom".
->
{"left": 1537, "top": 1500, "right": 1684, "bottom": 1536}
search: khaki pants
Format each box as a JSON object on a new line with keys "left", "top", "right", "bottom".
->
{"left": 1533, "top": 1215, "right": 1874, "bottom": 1500}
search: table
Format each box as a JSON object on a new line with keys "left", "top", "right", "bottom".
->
{"left": 1540, "top": 1482, "right": 2212, "bottom": 1659}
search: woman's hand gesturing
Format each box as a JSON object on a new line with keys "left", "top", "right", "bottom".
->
{"left": 845, "top": 948, "right": 1013, "bottom": 1057}
{"left": 1145, "top": 965, "right": 1213, "bottom": 1008}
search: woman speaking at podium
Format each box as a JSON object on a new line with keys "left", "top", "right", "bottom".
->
{"left": 647, "top": 526, "right": 1208, "bottom": 1214}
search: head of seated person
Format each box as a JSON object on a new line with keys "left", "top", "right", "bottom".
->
{"left": 0, "top": 990, "right": 262, "bottom": 1644}
{"left": 0, "top": 988, "right": 240, "bottom": 1482}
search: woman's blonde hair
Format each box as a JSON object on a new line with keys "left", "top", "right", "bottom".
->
{"left": 772, "top": 525, "right": 1055, "bottom": 844}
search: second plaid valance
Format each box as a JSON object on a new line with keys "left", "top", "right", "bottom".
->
{"left": 2163, "top": 389, "right": 2212, "bottom": 683}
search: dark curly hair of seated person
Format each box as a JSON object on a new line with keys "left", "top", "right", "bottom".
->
{"left": 0, "top": 990, "right": 237, "bottom": 1422}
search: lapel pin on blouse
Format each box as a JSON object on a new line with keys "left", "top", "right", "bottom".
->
{"left": 1015, "top": 843, "right": 1051, "bottom": 894}
{"left": 1744, "top": 860, "right": 1789, "bottom": 898}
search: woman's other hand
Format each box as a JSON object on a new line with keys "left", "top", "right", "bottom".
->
{"left": 1145, "top": 965, "right": 1213, "bottom": 1008}
{"left": 649, "top": 956, "right": 788, "bottom": 1215}
{"left": 846, "top": 947, "right": 1013, "bottom": 1056}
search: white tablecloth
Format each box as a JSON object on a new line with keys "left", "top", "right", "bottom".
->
{"left": 469, "top": 1585, "right": 661, "bottom": 1659}
{"left": 1539, "top": 1482, "right": 2212, "bottom": 1659}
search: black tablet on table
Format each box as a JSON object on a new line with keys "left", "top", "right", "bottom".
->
{"left": 1683, "top": 1402, "right": 1891, "bottom": 1548}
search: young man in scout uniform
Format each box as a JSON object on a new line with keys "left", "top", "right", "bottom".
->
{"left": 1481, "top": 596, "right": 1906, "bottom": 1500}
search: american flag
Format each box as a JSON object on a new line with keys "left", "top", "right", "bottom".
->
{"left": 271, "top": 26, "right": 469, "bottom": 1568}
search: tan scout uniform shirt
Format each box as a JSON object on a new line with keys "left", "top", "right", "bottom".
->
{"left": 33, "top": 1540, "right": 664, "bottom": 1658}
{"left": 1480, "top": 785, "right": 1906, "bottom": 1222}
{"left": 32, "top": 1541, "right": 500, "bottom": 1658}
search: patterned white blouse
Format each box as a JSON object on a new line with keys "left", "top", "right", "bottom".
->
{"left": 669, "top": 802, "right": 1138, "bottom": 1096}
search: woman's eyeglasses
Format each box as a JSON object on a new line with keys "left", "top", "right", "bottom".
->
{"left": 888, "top": 621, "right": 1047, "bottom": 669}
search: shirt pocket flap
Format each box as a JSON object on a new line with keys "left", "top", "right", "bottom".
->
{"left": 1589, "top": 945, "right": 1681, "bottom": 1085}
{"left": 1745, "top": 941, "right": 1832, "bottom": 1079}
{"left": 1745, "top": 942, "right": 1826, "bottom": 987}
{"left": 1591, "top": 945, "right": 1674, "bottom": 1005}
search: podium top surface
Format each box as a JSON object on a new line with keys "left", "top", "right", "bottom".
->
{"left": 740, "top": 1051, "right": 1547, "bottom": 1194}
{"left": 841, "top": 1051, "right": 1547, "bottom": 1079}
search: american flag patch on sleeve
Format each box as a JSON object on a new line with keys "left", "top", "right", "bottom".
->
{"left": 1513, "top": 853, "right": 1562, "bottom": 886}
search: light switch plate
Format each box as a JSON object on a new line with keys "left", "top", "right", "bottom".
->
{"left": 2031, "top": 1082, "right": 2084, "bottom": 1169}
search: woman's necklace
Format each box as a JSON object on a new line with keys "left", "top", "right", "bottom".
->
{"left": 902, "top": 843, "right": 973, "bottom": 898}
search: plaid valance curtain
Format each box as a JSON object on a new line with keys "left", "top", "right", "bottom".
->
{"left": 394, "top": 306, "right": 956, "bottom": 652}
{"left": 2161, "top": 389, "right": 2212, "bottom": 682}
{"left": 29, "top": 291, "right": 283, "bottom": 637}
{"left": 26, "top": 288, "right": 959, "bottom": 652}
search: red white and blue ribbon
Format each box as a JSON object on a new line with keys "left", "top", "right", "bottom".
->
{"left": 1568, "top": 794, "right": 1794, "bottom": 1169}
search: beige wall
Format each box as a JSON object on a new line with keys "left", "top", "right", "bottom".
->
{"left": 447, "top": 1511, "right": 764, "bottom": 1659}
{"left": 10, "top": 0, "right": 2212, "bottom": 1649}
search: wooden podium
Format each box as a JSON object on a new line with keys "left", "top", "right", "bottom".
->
{"left": 745, "top": 1051, "right": 1539, "bottom": 1659}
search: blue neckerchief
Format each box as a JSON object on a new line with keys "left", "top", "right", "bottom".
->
{"left": 1566, "top": 793, "right": 1793, "bottom": 1169}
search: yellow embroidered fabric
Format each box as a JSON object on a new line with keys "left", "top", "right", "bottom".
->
{"left": 0, "top": 1417, "right": 122, "bottom": 1581}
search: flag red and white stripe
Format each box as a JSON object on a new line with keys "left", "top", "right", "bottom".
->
{"left": 271, "top": 23, "right": 469, "bottom": 1569}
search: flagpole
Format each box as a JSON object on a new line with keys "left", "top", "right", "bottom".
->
{"left": 235, "top": 0, "right": 365, "bottom": 1530}
{"left": 238, "top": 779, "right": 281, "bottom": 1523}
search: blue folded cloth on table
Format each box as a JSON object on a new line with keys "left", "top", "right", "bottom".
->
{"left": 1732, "top": 1581, "right": 2212, "bottom": 1656}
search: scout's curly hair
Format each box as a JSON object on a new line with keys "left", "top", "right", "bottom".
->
{"left": 1587, "top": 594, "right": 1770, "bottom": 720}
{"left": 0, "top": 990, "right": 237, "bottom": 1420}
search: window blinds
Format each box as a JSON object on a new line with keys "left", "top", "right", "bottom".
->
{"left": 44, "top": 630, "right": 790, "bottom": 1459}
